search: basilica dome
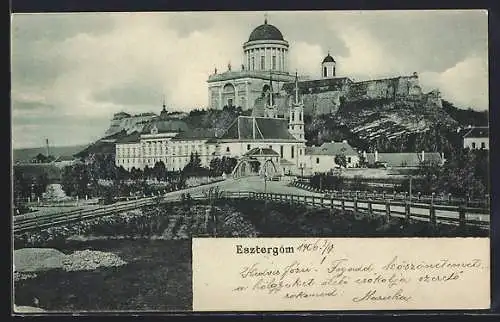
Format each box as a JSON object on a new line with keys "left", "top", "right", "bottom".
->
{"left": 248, "top": 21, "right": 284, "bottom": 42}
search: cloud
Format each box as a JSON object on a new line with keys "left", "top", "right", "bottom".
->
{"left": 289, "top": 42, "right": 324, "bottom": 78}
{"left": 420, "top": 55, "right": 488, "bottom": 110}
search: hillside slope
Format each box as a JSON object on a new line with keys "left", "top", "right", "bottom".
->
{"left": 306, "top": 97, "right": 462, "bottom": 153}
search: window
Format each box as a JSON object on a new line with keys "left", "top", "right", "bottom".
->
{"left": 272, "top": 56, "right": 276, "bottom": 70}
{"left": 251, "top": 57, "right": 255, "bottom": 70}
{"left": 291, "top": 146, "right": 295, "bottom": 159}
{"left": 247, "top": 144, "right": 251, "bottom": 150}
{"left": 226, "top": 147, "right": 230, "bottom": 152}
{"left": 347, "top": 157, "right": 352, "bottom": 163}
{"left": 280, "top": 145, "right": 284, "bottom": 158}
{"left": 323, "top": 66, "right": 327, "bottom": 77}
{"left": 291, "top": 113, "right": 295, "bottom": 121}
{"left": 299, "top": 149, "right": 302, "bottom": 155}
{"left": 260, "top": 56, "right": 265, "bottom": 70}
{"left": 472, "top": 142, "right": 476, "bottom": 149}
{"left": 269, "top": 145, "right": 272, "bottom": 150}
{"left": 316, "top": 157, "right": 320, "bottom": 164}
{"left": 481, "top": 142, "right": 486, "bottom": 149}
{"left": 299, "top": 112, "right": 302, "bottom": 121}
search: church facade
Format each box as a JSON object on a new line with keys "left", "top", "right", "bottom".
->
{"left": 206, "top": 18, "right": 296, "bottom": 111}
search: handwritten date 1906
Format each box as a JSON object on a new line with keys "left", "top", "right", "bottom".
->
{"left": 296, "top": 239, "right": 335, "bottom": 264}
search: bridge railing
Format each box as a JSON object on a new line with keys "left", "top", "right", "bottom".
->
{"left": 291, "top": 181, "right": 490, "bottom": 208}
{"left": 14, "top": 189, "right": 489, "bottom": 234}
{"left": 217, "top": 191, "right": 489, "bottom": 229}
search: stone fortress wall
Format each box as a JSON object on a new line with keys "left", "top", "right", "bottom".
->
{"left": 105, "top": 112, "right": 157, "bottom": 137}
{"left": 281, "top": 72, "right": 441, "bottom": 117}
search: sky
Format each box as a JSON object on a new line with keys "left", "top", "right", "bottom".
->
{"left": 11, "top": 10, "right": 488, "bottom": 149}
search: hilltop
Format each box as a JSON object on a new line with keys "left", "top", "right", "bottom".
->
{"left": 13, "top": 145, "right": 88, "bottom": 163}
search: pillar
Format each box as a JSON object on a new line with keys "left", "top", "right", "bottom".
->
{"left": 245, "top": 81, "right": 249, "bottom": 110}
{"left": 218, "top": 86, "right": 223, "bottom": 109}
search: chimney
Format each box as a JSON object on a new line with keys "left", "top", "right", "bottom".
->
{"left": 45, "top": 138, "right": 50, "bottom": 157}
{"left": 421, "top": 150, "right": 425, "bottom": 162}
{"left": 374, "top": 150, "right": 379, "bottom": 162}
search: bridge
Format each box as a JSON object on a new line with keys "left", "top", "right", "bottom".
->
{"left": 13, "top": 177, "right": 489, "bottom": 234}
{"left": 231, "top": 148, "right": 279, "bottom": 179}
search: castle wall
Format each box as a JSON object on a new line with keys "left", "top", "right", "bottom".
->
{"left": 424, "top": 89, "right": 443, "bottom": 108}
{"left": 347, "top": 74, "right": 422, "bottom": 102}
{"left": 105, "top": 115, "right": 156, "bottom": 137}
{"left": 301, "top": 91, "right": 342, "bottom": 116}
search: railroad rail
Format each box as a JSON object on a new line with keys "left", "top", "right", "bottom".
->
{"left": 13, "top": 191, "right": 489, "bottom": 235}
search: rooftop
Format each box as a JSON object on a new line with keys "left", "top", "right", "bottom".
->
{"left": 141, "top": 119, "right": 189, "bottom": 134}
{"left": 463, "top": 126, "right": 489, "bottom": 138}
{"left": 365, "top": 152, "right": 443, "bottom": 167}
{"left": 305, "top": 141, "right": 358, "bottom": 156}
{"left": 172, "top": 128, "right": 219, "bottom": 141}
{"left": 219, "top": 116, "right": 298, "bottom": 141}
{"left": 248, "top": 20, "right": 284, "bottom": 42}
{"left": 207, "top": 70, "right": 294, "bottom": 83}
{"left": 244, "top": 147, "right": 280, "bottom": 156}
{"left": 116, "top": 131, "right": 141, "bottom": 144}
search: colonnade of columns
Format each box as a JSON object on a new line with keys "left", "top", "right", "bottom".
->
{"left": 244, "top": 46, "right": 288, "bottom": 72}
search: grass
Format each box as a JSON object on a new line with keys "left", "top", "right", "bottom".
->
{"left": 14, "top": 239, "right": 192, "bottom": 312}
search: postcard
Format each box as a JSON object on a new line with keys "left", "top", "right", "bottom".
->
{"left": 11, "top": 10, "right": 490, "bottom": 313}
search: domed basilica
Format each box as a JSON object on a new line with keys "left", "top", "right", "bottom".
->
{"left": 207, "top": 17, "right": 297, "bottom": 112}
{"left": 207, "top": 17, "right": 339, "bottom": 115}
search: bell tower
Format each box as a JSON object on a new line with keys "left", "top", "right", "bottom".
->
{"left": 288, "top": 71, "right": 305, "bottom": 141}
{"left": 321, "top": 52, "right": 336, "bottom": 78}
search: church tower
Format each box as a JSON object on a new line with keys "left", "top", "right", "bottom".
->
{"left": 288, "top": 71, "right": 305, "bottom": 141}
{"left": 159, "top": 95, "right": 168, "bottom": 119}
{"left": 264, "top": 71, "right": 278, "bottom": 118}
{"left": 321, "top": 52, "right": 336, "bottom": 78}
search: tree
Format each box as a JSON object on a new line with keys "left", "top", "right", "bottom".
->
{"left": 209, "top": 158, "right": 221, "bottom": 176}
{"left": 116, "top": 166, "right": 129, "bottom": 182}
{"left": 183, "top": 152, "right": 205, "bottom": 175}
{"left": 130, "top": 167, "right": 143, "bottom": 181}
{"left": 415, "top": 148, "right": 488, "bottom": 198}
{"left": 334, "top": 154, "right": 347, "bottom": 168}
{"left": 222, "top": 157, "right": 238, "bottom": 174}
{"left": 61, "top": 164, "right": 91, "bottom": 198}
{"left": 153, "top": 161, "right": 167, "bottom": 181}
{"left": 358, "top": 155, "right": 368, "bottom": 168}
{"left": 13, "top": 169, "right": 31, "bottom": 204}
{"left": 143, "top": 165, "right": 151, "bottom": 180}
{"left": 33, "top": 173, "right": 49, "bottom": 198}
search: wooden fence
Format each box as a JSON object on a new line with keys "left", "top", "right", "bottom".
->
{"left": 292, "top": 181, "right": 490, "bottom": 208}
{"left": 13, "top": 189, "right": 489, "bottom": 235}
